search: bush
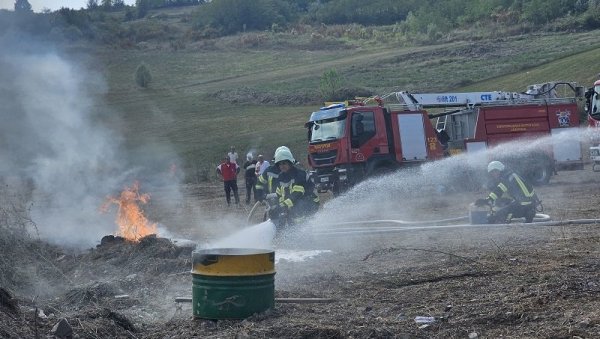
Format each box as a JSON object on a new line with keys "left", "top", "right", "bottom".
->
{"left": 135, "top": 63, "right": 152, "bottom": 88}
{"left": 319, "top": 69, "right": 341, "bottom": 101}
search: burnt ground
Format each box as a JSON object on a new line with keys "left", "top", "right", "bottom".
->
{"left": 2, "top": 166, "right": 600, "bottom": 338}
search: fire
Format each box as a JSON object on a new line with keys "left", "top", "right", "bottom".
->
{"left": 101, "top": 181, "right": 157, "bottom": 241}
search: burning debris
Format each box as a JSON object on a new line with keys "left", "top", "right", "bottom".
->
{"left": 101, "top": 181, "right": 157, "bottom": 242}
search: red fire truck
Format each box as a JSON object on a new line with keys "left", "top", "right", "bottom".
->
{"left": 306, "top": 82, "right": 585, "bottom": 194}
{"left": 586, "top": 77, "right": 600, "bottom": 170}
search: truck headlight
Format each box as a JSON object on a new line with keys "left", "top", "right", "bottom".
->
{"left": 337, "top": 168, "right": 347, "bottom": 181}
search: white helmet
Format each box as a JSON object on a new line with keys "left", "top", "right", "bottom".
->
{"left": 274, "top": 146, "right": 290, "bottom": 155}
{"left": 487, "top": 161, "right": 505, "bottom": 173}
{"left": 274, "top": 147, "right": 295, "bottom": 164}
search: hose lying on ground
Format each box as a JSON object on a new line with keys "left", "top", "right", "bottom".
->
{"left": 318, "top": 213, "right": 551, "bottom": 229}
{"left": 312, "top": 215, "right": 600, "bottom": 237}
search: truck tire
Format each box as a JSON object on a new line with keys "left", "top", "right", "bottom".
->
{"left": 525, "top": 160, "right": 552, "bottom": 185}
{"left": 331, "top": 182, "right": 343, "bottom": 197}
{"left": 501, "top": 154, "right": 552, "bottom": 186}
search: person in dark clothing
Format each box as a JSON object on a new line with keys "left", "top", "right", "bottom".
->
{"left": 475, "top": 161, "right": 539, "bottom": 223}
{"left": 243, "top": 153, "right": 258, "bottom": 205}
{"left": 436, "top": 129, "right": 450, "bottom": 156}
{"left": 255, "top": 146, "right": 319, "bottom": 226}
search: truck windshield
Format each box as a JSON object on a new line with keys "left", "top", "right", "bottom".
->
{"left": 310, "top": 116, "right": 347, "bottom": 142}
{"left": 592, "top": 85, "right": 600, "bottom": 118}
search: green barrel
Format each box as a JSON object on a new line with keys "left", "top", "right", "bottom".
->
{"left": 191, "top": 248, "right": 275, "bottom": 319}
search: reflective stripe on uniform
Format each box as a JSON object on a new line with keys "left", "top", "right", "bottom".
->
{"left": 281, "top": 198, "right": 293, "bottom": 208}
{"left": 290, "top": 185, "right": 305, "bottom": 194}
{"left": 512, "top": 173, "right": 535, "bottom": 198}
{"left": 489, "top": 182, "right": 509, "bottom": 201}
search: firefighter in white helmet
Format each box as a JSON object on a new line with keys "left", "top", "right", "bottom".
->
{"left": 255, "top": 146, "right": 319, "bottom": 227}
{"left": 475, "top": 160, "right": 539, "bottom": 223}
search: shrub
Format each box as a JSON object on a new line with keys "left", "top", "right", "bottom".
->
{"left": 135, "top": 63, "right": 152, "bottom": 88}
{"left": 319, "top": 69, "right": 341, "bottom": 101}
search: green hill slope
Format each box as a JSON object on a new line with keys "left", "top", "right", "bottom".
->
{"left": 95, "top": 30, "right": 600, "bottom": 182}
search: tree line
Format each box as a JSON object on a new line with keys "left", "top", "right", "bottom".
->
{"left": 3, "top": 0, "right": 600, "bottom": 42}
{"left": 191, "top": 0, "right": 600, "bottom": 35}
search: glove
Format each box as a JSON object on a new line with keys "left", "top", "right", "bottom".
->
{"left": 277, "top": 202, "right": 289, "bottom": 215}
{"left": 474, "top": 198, "right": 490, "bottom": 207}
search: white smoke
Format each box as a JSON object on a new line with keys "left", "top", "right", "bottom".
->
{"left": 0, "top": 38, "right": 136, "bottom": 248}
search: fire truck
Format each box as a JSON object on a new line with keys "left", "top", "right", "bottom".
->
{"left": 586, "top": 77, "right": 600, "bottom": 171}
{"left": 306, "top": 82, "right": 585, "bottom": 194}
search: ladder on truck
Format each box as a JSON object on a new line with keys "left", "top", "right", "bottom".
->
{"left": 435, "top": 115, "right": 448, "bottom": 131}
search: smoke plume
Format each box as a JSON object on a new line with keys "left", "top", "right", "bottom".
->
{"left": 0, "top": 35, "right": 135, "bottom": 247}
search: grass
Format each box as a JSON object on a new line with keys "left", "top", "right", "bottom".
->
{"left": 86, "top": 25, "right": 600, "bottom": 183}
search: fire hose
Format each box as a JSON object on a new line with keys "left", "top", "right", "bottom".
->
{"left": 247, "top": 201, "right": 600, "bottom": 237}
{"left": 311, "top": 215, "right": 600, "bottom": 237}
{"left": 246, "top": 193, "right": 284, "bottom": 224}
{"left": 246, "top": 201, "right": 265, "bottom": 224}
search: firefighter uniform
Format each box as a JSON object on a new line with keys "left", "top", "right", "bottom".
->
{"left": 255, "top": 147, "right": 319, "bottom": 225}
{"left": 486, "top": 169, "right": 538, "bottom": 223}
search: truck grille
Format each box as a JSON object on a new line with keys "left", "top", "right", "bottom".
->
{"left": 310, "top": 150, "right": 337, "bottom": 166}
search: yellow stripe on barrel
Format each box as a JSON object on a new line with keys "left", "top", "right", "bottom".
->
{"left": 192, "top": 248, "right": 275, "bottom": 276}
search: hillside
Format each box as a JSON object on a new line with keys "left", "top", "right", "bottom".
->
{"left": 90, "top": 26, "right": 600, "bottom": 181}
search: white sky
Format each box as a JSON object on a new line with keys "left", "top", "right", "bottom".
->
{"left": 0, "top": 0, "right": 136, "bottom": 12}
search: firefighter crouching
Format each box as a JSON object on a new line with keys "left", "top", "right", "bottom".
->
{"left": 255, "top": 146, "right": 319, "bottom": 228}
{"left": 475, "top": 161, "right": 540, "bottom": 223}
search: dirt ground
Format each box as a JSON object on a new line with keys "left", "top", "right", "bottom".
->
{"left": 2, "top": 165, "right": 600, "bottom": 339}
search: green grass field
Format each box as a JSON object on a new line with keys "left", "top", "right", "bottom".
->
{"left": 89, "top": 24, "right": 600, "bottom": 183}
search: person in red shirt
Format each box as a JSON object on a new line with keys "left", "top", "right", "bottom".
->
{"left": 216, "top": 155, "right": 240, "bottom": 206}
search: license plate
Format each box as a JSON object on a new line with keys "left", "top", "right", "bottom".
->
{"left": 320, "top": 177, "right": 329, "bottom": 183}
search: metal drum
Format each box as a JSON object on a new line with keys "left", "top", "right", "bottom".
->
{"left": 469, "top": 203, "right": 490, "bottom": 224}
{"left": 191, "top": 248, "right": 275, "bottom": 319}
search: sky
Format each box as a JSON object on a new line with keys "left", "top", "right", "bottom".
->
{"left": 0, "top": 0, "right": 135, "bottom": 12}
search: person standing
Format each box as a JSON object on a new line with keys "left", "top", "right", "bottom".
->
{"left": 475, "top": 160, "right": 539, "bottom": 223}
{"left": 216, "top": 155, "right": 240, "bottom": 206}
{"left": 255, "top": 154, "right": 270, "bottom": 177}
{"left": 243, "top": 153, "right": 258, "bottom": 205}
{"left": 227, "top": 146, "right": 239, "bottom": 165}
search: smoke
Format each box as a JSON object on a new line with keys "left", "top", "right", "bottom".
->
{"left": 0, "top": 35, "right": 143, "bottom": 248}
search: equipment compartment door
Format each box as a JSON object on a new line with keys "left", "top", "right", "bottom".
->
{"left": 398, "top": 114, "right": 427, "bottom": 160}
{"left": 551, "top": 128, "right": 582, "bottom": 162}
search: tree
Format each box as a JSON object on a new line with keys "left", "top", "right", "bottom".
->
{"left": 319, "top": 69, "right": 341, "bottom": 101}
{"left": 87, "top": 0, "right": 99, "bottom": 10}
{"left": 135, "top": 63, "right": 152, "bottom": 88}
{"left": 193, "top": 0, "right": 292, "bottom": 35}
{"left": 14, "top": 0, "right": 32, "bottom": 13}
{"left": 113, "top": 0, "right": 125, "bottom": 10}
{"left": 136, "top": 0, "right": 150, "bottom": 18}
{"left": 101, "top": 0, "right": 112, "bottom": 11}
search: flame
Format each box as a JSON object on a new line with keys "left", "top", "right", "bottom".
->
{"left": 101, "top": 181, "right": 157, "bottom": 242}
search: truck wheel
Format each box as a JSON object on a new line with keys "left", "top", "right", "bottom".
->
{"left": 332, "top": 183, "right": 342, "bottom": 197}
{"left": 527, "top": 162, "right": 552, "bottom": 185}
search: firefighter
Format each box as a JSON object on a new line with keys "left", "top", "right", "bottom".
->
{"left": 255, "top": 146, "right": 319, "bottom": 226}
{"left": 475, "top": 161, "right": 539, "bottom": 223}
